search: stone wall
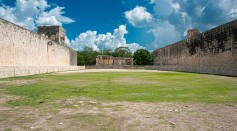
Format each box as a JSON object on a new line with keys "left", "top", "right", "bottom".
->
{"left": 0, "top": 18, "right": 77, "bottom": 66}
{"left": 154, "top": 19, "right": 237, "bottom": 76}
{"left": 0, "top": 18, "right": 82, "bottom": 78}
{"left": 38, "top": 26, "right": 66, "bottom": 45}
{"left": 85, "top": 65, "right": 160, "bottom": 70}
{"left": 96, "top": 55, "right": 133, "bottom": 65}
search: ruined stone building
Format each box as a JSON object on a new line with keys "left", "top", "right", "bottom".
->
{"left": 0, "top": 18, "right": 84, "bottom": 78}
{"left": 96, "top": 55, "right": 133, "bottom": 66}
{"left": 154, "top": 19, "right": 237, "bottom": 76}
{"left": 38, "top": 26, "right": 66, "bottom": 45}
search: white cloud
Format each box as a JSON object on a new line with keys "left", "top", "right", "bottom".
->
{"left": 71, "top": 30, "right": 98, "bottom": 51}
{"left": 126, "top": 43, "right": 145, "bottom": 53}
{"left": 37, "top": 6, "right": 74, "bottom": 26}
{"left": 148, "top": 20, "right": 181, "bottom": 49}
{"left": 125, "top": 6, "right": 153, "bottom": 27}
{"left": 0, "top": 0, "right": 74, "bottom": 30}
{"left": 0, "top": 5, "right": 16, "bottom": 23}
{"left": 125, "top": 4, "right": 181, "bottom": 50}
{"left": 219, "top": 0, "right": 237, "bottom": 19}
{"left": 171, "top": 2, "right": 180, "bottom": 12}
{"left": 70, "top": 25, "right": 144, "bottom": 52}
{"left": 152, "top": 0, "right": 173, "bottom": 17}
{"left": 14, "top": 0, "right": 49, "bottom": 18}
{"left": 36, "top": 16, "right": 61, "bottom": 26}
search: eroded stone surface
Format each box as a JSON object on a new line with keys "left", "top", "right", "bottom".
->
{"left": 154, "top": 19, "right": 237, "bottom": 76}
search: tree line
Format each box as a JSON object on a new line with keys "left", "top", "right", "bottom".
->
{"left": 77, "top": 47, "right": 154, "bottom": 65}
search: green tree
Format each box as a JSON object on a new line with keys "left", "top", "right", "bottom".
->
{"left": 77, "top": 47, "right": 100, "bottom": 65}
{"left": 133, "top": 49, "right": 152, "bottom": 65}
{"left": 77, "top": 51, "right": 86, "bottom": 65}
{"left": 150, "top": 51, "right": 155, "bottom": 65}
{"left": 113, "top": 46, "right": 132, "bottom": 57}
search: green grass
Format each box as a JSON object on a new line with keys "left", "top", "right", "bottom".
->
{"left": 0, "top": 71, "right": 237, "bottom": 106}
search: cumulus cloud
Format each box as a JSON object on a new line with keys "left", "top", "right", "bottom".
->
{"left": 36, "top": 16, "right": 61, "bottom": 26}
{"left": 148, "top": 20, "right": 181, "bottom": 49}
{"left": 125, "top": 6, "right": 153, "bottom": 27}
{"left": 71, "top": 31, "right": 98, "bottom": 51}
{"left": 37, "top": 6, "right": 74, "bottom": 26}
{"left": 125, "top": 4, "right": 181, "bottom": 50}
{"left": 70, "top": 25, "right": 144, "bottom": 52}
{"left": 126, "top": 43, "right": 146, "bottom": 53}
{"left": 0, "top": 0, "right": 74, "bottom": 30}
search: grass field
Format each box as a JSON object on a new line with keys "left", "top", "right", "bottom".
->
{"left": 1, "top": 70, "right": 237, "bottom": 130}
{"left": 1, "top": 71, "right": 237, "bottom": 106}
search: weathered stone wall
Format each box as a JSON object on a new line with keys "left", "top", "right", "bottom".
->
{"left": 0, "top": 18, "right": 77, "bottom": 66}
{"left": 96, "top": 56, "right": 114, "bottom": 65}
{"left": 154, "top": 19, "right": 237, "bottom": 76}
{"left": 38, "top": 26, "right": 66, "bottom": 45}
{"left": 96, "top": 55, "right": 134, "bottom": 66}
{"left": 70, "top": 48, "right": 78, "bottom": 66}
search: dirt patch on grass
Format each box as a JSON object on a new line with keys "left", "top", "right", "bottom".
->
{"left": 113, "top": 77, "right": 159, "bottom": 85}
{"left": 0, "top": 97, "right": 236, "bottom": 131}
{"left": 0, "top": 79, "right": 38, "bottom": 87}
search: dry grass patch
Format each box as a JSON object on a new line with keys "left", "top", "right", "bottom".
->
{"left": 0, "top": 79, "right": 38, "bottom": 87}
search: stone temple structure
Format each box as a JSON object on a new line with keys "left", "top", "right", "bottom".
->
{"left": 38, "top": 26, "right": 66, "bottom": 45}
{"left": 154, "top": 19, "right": 237, "bottom": 76}
{"left": 96, "top": 55, "right": 133, "bottom": 66}
{"left": 0, "top": 18, "right": 84, "bottom": 78}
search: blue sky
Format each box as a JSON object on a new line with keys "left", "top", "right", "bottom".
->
{"left": 0, "top": 0, "right": 237, "bottom": 52}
